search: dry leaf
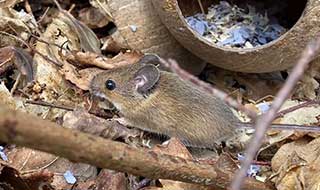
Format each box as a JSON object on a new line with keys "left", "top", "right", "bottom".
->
{"left": 33, "top": 10, "right": 86, "bottom": 120}
{"left": 0, "top": 0, "right": 19, "bottom": 8}
{"left": 233, "top": 72, "right": 284, "bottom": 101}
{"left": 264, "top": 100, "right": 320, "bottom": 145}
{"left": 65, "top": 51, "right": 143, "bottom": 70}
{"left": 0, "top": 161, "right": 54, "bottom": 190}
{"left": 89, "top": 0, "right": 113, "bottom": 21}
{"left": 62, "top": 62, "right": 103, "bottom": 90}
{"left": 0, "top": 82, "right": 24, "bottom": 109}
{"left": 293, "top": 59, "right": 320, "bottom": 99}
{"left": 7, "top": 146, "right": 97, "bottom": 190}
{"left": 0, "top": 7, "right": 37, "bottom": 37}
{"left": 59, "top": 11, "right": 101, "bottom": 54}
{"left": 63, "top": 109, "right": 140, "bottom": 140}
{"left": 101, "top": 30, "right": 130, "bottom": 53}
{"left": 72, "top": 170, "right": 126, "bottom": 190}
{"left": 271, "top": 138, "right": 320, "bottom": 190}
{"left": 0, "top": 46, "right": 34, "bottom": 82}
{"left": 150, "top": 138, "right": 214, "bottom": 190}
{"left": 94, "top": 169, "right": 127, "bottom": 190}
{"left": 78, "top": 7, "right": 109, "bottom": 28}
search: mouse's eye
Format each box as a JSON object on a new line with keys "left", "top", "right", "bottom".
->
{"left": 105, "top": 79, "right": 116, "bottom": 90}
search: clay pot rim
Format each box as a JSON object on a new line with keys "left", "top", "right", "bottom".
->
{"left": 175, "top": 0, "right": 307, "bottom": 53}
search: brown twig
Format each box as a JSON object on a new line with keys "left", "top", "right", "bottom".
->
{"left": 25, "top": 100, "right": 74, "bottom": 111}
{"left": 37, "top": 7, "right": 50, "bottom": 24}
{"left": 159, "top": 58, "right": 258, "bottom": 119}
{"left": 236, "top": 122, "right": 320, "bottom": 133}
{"left": 231, "top": 36, "right": 320, "bottom": 190}
{"left": 21, "top": 156, "right": 59, "bottom": 174}
{"left": 10, "top": 73, "right": 21, "bottom": 95}
{"left": 30, "top": 33, "right": 70, "bottom": 52}
{"left": 24, "top": 0, "right": 32, "bottom": 14}
{"left": 275, "top": 100, "right": 320, "bottom": 119}
{"left": 0, "top": 104, "right": 273, "bottom": 190}
{"left": 197, "top": 0, "right": 205, "bottom": 14}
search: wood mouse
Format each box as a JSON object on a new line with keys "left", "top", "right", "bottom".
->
{"left": 90, "top": 54, "right": 240, "bottom": 148}
{"left": 90, "top": 54, "right": 320, "bottom": 148}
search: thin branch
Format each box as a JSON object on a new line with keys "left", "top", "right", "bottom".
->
{"left": 159, "top": 58, "right": 258, "bottom": 119}
{"left": 29, "top": 33, "right": 70, "bottom": 52}
{"left": 275, "top": 100, "right": 320, "bottom": 119}
{"left": 25, "top": 100, "right": 74, "bottom": 111}
{"left": 231, "top": 36, "right": 320, "bottom": 190}
{"left": 197, "top": 0, "right": 205, "bottom": 14}
{"left": 21, "top": 156, "right": 59, "bottom": 174}
{"left": 236, "top": 123, "right": 320, "bottom": 133}
{"left": 0, "top": 104, "right": 273, "bottom": 190}
{"left": 37, "top": 7, "right": 50, "bottom": 24}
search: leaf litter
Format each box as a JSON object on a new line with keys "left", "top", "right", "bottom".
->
{"left": 0, "top": 0, "right": 319, "bottom": 190}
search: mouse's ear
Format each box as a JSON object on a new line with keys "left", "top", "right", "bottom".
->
{"left": 138, "top": 54, "right": 160, "bottom": 66}
{"left": 134, "top": 64, "right": 160, "bottom": 94}
{"left": 138, "top": 54, "right": 170, "bottom": 72}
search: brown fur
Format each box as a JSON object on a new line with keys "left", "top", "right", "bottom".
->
{"left": 90, "top": 61, "right": 239, "bottom": 148}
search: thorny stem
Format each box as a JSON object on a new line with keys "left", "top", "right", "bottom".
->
{"left": 231, "top": 36, "right": 320, "bottom": 190}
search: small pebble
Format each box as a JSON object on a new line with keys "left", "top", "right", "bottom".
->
{"left": 63, "top": 170, "right": 77, "bottom": 184}
{"left": 0, "top": 146, "right": 8, "bottom": 161}
{"left": 237, "top": 153, "right": 261, "bottom": 177}
{"left": 256, "top": 102, "right": 270, "bottom": 113}
{"left": 129, "top": 25, "right": 137, "bottom": 32}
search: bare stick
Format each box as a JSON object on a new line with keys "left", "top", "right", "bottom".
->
{"left": 275, "top": 100, "right": 320, "bottom": 118}
{"left": 25, "top": 100, "right": 74, "bottom": 111}
{"left": 197, "top": 0, "right": 205, "bottom": 14}
{"left": 159, "top": 58, "right": 258, "bottom": 119}
{"left": 0, "top": 104, "right": 273, "bottom": 190}
{"left": 231, "top": 36, "right": 320, "bottom": 190}
{"left": 29, "top": 33, "right": 70, "bottom": 52}
{"left": 236, "top": 123, "right": 320, "bottom": 133}
{"left": 21, "top": 156, "right": 59, "bottom": 174}
{"left": 37, "top": 7, "right": 50, "bottom": 24}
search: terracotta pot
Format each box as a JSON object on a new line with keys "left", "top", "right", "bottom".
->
{"left": 152, "top": 0, "right": 320, "bottom": 73}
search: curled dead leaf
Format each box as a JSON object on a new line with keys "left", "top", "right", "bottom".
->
{"left": 63, "top": 109, "right": 140, "bottom": 140}
{"left": 0, "top": 160, "right": 54, "bottom": 190}
{"left": 0, "top": 0, "right": 19, "bottom": 8}
{"left": 0, "top": 46, "right": 34, "bottom": 82}
{"left": 151, "top": 138, "right": 214, "bottom": 190}
{"left": 101, "top": 30, "right": 130, "bottom": 53}
{"left": 62, "top": 62, "right": 103, "bottom": 90}
{"left": 271, "top": 138, "right": 320, "bottom": 190}
{"left": 64, "top": 50, "right": 143, "bottom": 70}
{"left": 59, "top": 11, "right": 101, "bottom": 54}
{"left": 89, "top": 0, "right": 113, "bottom": 21}
{"left": 78, "top": 7, "right": 110, "bottom": 29}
